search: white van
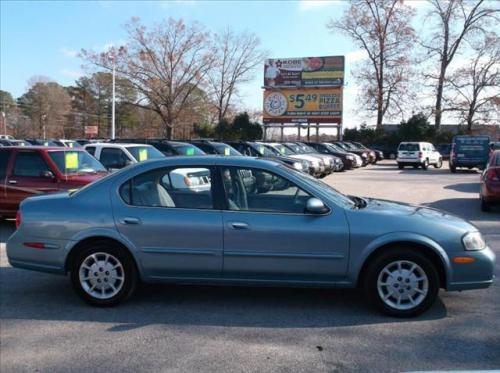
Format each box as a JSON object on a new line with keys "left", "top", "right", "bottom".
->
{"left": 397, "top": 142, "right": 442, "bottom": 170}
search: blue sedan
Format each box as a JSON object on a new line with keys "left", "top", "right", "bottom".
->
{"left": 7, "top": 156, "right": 495, "bottom": 317}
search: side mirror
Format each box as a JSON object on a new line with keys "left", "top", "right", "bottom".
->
{"left": 42, "top": 170, "right": 55, "bottom": 179}
{"left": 305, "top": 197, "right": 329, "bottom": 214}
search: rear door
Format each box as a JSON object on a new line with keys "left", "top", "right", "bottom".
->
{"left": 5, "top": 150, "right": 60, "bottom": 211}
{"left": 112, "top": 165, "right": 223, "bottom": 278}
{"left": 398, "top": 143, "right": 420, "bottom": 161}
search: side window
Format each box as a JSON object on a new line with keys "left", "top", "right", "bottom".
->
{"left": 100, "top": 148, "right": 129, "bottom": 169}
{"left": 86, "top": 146, "right": 96, "bottom": 156}
{"left": 0, "top": 151, "right": 11, "bottom": 179}
{"left": 221, "top": 167, "right": 311, "bottom": 213}
{"left": 120, "top": 167, "right": 213, "bottom": 209}
{"left": 13, "top": 151, "right": 50, "bottom": 177}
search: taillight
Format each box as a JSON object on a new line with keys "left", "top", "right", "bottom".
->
{"left": 486, "top": 169, "right": 500, "bottom": 182}
{"left": 15, "top": 210, "right": 21, "bottom": 229}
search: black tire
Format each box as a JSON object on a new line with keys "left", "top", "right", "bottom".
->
{"left": 434, "top": 159, "right": 443, "bottom": 169}
{"left": 363, "top": 248, "right": 440, "bottom": 317}
{"left": 421, "top": 160, "right": 429, "bottom": 170}
{"left": 70, "top": 241, "right": 138, "bottom": 307}
{"left": 398, "top": 163, "right": 404, "bottom": 169}
{"left": 450, "top": 164, "right": 456, "bottom": 173}
{"left": 481, "top": 196, "right": 491, "bottom": 212}
{"left": 413, "top": 165, "right": 419, "bottom": 169}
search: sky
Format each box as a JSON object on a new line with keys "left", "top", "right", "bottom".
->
{"left": 1, "top": 0, "right": 433, "bottom": 130}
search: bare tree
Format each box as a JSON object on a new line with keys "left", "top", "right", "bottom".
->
{"left": 329, "top": 0, "right": 416, "bottom": 129}
{"left": 444, "top": 33, "right": 499, "bottom": 130}
{"left": 81, "top": 17, "right": 216, "bottom": 139}
{"left": 208, "top": 29, "right": 266, "bottom": 122}
{"left": 422, "top": 0, "right": 499, "bottom": 129}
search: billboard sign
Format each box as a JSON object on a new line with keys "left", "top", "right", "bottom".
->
{"left": 84, "top": 125, "right": 98, "bottom": 137}
{"left": 264, "top": 56, "right": 344, "bottom": 88}
{"left": 263, "top": 88, "right": 342, "bottom": 123}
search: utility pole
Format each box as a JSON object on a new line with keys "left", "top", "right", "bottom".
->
{"left": 111, "top": 54, "right": 116, "bottom": 140}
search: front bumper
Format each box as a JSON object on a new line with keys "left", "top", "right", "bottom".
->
{"left": 446, "top": 246, "right": 496, "bottom": 291}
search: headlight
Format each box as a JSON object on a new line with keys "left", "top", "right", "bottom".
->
{"left": 293, "top": 162, "right": 303, "bottom": 171}
{"left": 346, "top": 155, "right": 354, "bottom": 160}
{"left": 361, "top": 153, "right": 367, "bottom": 158}
{"left": 462, "top": 232, "right": 486, "bottom": 251}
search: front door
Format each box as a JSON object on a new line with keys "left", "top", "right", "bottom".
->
{"left": 112, "top": 165, "right": 223, "bottom": 279}
{"left": 220, "top": 166, "right": 349, "bottom": 282}
{"left": 5, "top": 150, "right": 60, "bottom": 213}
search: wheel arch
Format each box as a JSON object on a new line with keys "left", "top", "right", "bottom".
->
{"left": 64, "top": 233, "right": 142, "bottom": 277}
{"left": 355, "top": 236, "right": 450, "bottom": 289}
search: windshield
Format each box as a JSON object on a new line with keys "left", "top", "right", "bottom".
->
{"left": 172, "top": 144, "right": 205, "bottom": 156}
{"left": 272, "top": 144, "right": 295, "bottom": 156}
{"left": 63, "top": 141, "right": 82, "bottom": 148}
{"left": 285, "top": 143, "right": 305, "bottom": 154}
{"left": 48, "top": 150, "right": 107, "bottom": 174}
{"left": 398, "top": 143, "right": 419, "bottom": 151}
{"left": 214, "top": 144, "right": 241, "bottom": 156}
{"left": 281, "top": 164, "right": 355, "bottom": 208}
{"left": 127, "top": 146, "right": 165, "bottom": 161}
{"left": 326, "top": 143, "right": 345, "bottom": 153}
{"left": 252, "top": 143, "right": 276, "bottom": 157}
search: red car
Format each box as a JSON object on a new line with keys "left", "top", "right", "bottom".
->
{"left": 480, "top": 149, "right": 500, "bottom": 212}
{"left": 0, "top": 146, "right": 108, "bottom": 218}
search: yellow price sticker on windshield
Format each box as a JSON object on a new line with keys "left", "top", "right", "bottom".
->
{"left": 65, "top": 152, "right": 79, "bottom": 169}
{"left": 224, "top": 147, "right": 230, "bottom": 156}
{"left": 139, "top": 149, "right": 148, "bottom": 161}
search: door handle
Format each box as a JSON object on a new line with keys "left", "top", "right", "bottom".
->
{"left": 230, "top": 222, "right": 249, "bottom": 230}
{"left": 119, "top": 217, "right": 141, "bottom": 225}
{"left": 8, "top": 180, "right": 17, "bottom": 185}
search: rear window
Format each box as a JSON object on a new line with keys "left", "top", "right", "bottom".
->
{"left": 0, "top": 151, "right": 11, "bottom": 179}
{"left": 398, "top": 143, "right": 420, "bottom": 151}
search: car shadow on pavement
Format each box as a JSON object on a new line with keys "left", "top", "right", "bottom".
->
{"left": 0, "top": 265, "right": 448, "bottom": 331}
{"left": 443, "top": 182, "right": 480, "bottom": 194}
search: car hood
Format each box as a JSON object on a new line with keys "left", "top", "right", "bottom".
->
{"left": 360, "top": 197, "right": 477, "bottom": 232}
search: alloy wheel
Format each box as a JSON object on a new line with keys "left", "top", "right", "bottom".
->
{"left": 79, "top": 252, "right": 125, "bottom": 300}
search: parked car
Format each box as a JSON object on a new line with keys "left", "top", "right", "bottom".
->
{"left": 25, "top": 139, "right": 63, "bottom": 147}
{"left": 225, "top": 141, "right": 310, "bottom": 174}
{"left": 306, "top": 142, "right": 361, "bottom": 169}
{"left": 188, "top": 140, "right": 242, "bottom": 156}
{"left": 397, "top": 142, "right": 443, "bottom": 170}
{"left": 480, "top": 150, "right": 500, "bottom": 212}
{"left": 435, "top": 144, "right": 451, "bottom": 160}
{"left": 332, "top": 142, "right": 369, "bottom": 166}
{"left": 85, "top": 143, "right": 164, "bottom": 171}
{"left": 260, "top": 142, "right": 330, "bottom": 177}
{"left": 449, "top": 135, "right": 491, "bottom": 173}
{"left": 115, "top": 139, "right": 206, "bottom": 157}
{"left": 52, "top": 139, "right": 83, "bottom": 148}
{"left": 370, "top": 143, "right": 398, "bottom": 160}
{"left": 285, "top": 142, "right": 344, "bottom": 172}
{"left": 7, "top": 155, "right": 495, "bottom": 317}
{"left": 0, "top": 135, "right": 15, "bottom": 140}
{"left": 0, "top": 146, "right": 108, "bottom": 218}
{"left": 344, "top": 142, "right": 378, "bottom": 164}
{"left": 348, "top": 142, "right": 384, "bottom": 162}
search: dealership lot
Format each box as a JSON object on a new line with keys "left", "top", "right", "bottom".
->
{"left": 1, "top": 160, "right": 499, "bottom": 373}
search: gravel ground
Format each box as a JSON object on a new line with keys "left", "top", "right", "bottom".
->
{"left": 1, "top": 160, "right": 499, "bottom": 372}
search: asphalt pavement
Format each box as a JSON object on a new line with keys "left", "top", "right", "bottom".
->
{"left": 1, "top": 160, "right": 499, "bottom": 372}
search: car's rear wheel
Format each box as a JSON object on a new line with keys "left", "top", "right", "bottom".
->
{"left": 363, "top": 249, "right": 439, "bottom": 317}
{"left": 422, "top": 160, "right": 429, "bottom": 170}
{"left": 398, "top": 163, "right": 404, "bottom": 169}
{"left": 434, "top": 159, "right": 443, "bottom": 168}
{"left": 70, "top": 242, "right": 137, "bottom": 306}
{"left": 450, "top": 164, "right": 456, "bottom": 173}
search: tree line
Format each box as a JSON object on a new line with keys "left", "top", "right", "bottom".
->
{"left": 331, "top": 0, "right": 499, "bottom": 131}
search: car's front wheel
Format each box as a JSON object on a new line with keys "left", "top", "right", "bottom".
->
{"left": 364, "top": 249, "right": 439, "bottom": 317}
{"left": 70, "top": 242, "right": 138, "bottom": 306}
{"left": 434, "top": 159, "right": 443, "bottom": 168}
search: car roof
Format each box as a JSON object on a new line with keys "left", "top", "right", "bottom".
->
{"left": 127, "top": 155, "right": 282, "bottom": 168}
{"left": 86, "top": 143, "right": 151, "bottom": 148}
{"left": 0, "top": 146, "right": 85, "bottom": 151}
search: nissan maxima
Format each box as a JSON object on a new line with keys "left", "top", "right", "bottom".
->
{"left": 7, "top": 156, "right": 495, "bottom": 317}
